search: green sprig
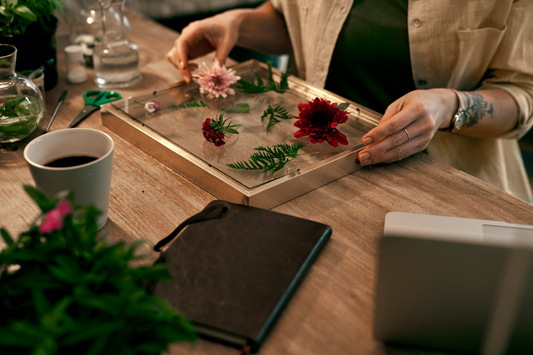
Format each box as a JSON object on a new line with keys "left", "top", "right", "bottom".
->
{"left": 261, "top": 104, "right": 291, "bottom": 129}
{"left": 237, "top": 60, "right": 290, "bottom": 94}
{"left": 227, "top": 142, "right": 317, "bottom": 174}
{"left": 169, "top": 100, "right": 210, "bottom": 110}
{"left": 209, "top": 113, "right": 241, "bottom": 135}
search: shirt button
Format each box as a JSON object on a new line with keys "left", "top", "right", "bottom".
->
{"left": 418, "top": 80, "right": 427, "bottom": 86}
{"left": 413, "top": 19, "right": 422, "bottom": 27}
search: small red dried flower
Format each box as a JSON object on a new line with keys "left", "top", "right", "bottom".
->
{"left": 293, "top": 98, "right": 349, "bottom": 147}
{"left": 201, "top": 114, "right": 240, "bottom": 147}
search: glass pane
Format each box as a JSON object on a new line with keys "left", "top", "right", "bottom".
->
{"left": 111, "top": 62, "right": 370, "bottom": 189}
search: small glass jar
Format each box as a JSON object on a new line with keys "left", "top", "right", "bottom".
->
{"left": 65, "top": 45, "right": 88, "bottom": 84}
{"left": 0, "top": 44, "right": 44, "bottom": 143}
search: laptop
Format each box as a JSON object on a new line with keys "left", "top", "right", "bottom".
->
{"left": 373, "top": 212, "right": 533, "bottom": 355}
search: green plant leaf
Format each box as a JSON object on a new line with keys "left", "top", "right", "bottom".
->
{"left": 5, "top": 0, "right": 17, "bottom": 8}
{"left": 336, "top": 102, "right": 350, "bottom": 111}
{"left": 23, "top": 185, "right": 55, "bottom": 213}
{"left": 1, "top": 228, "right": 14, "bottom": 246}
{"left": 49, "top": 0, "right": 65, "bottom": 18}
{"left": 12, "top": 5, "right": 37, "bottom": 21}
{"left": 221, "top": 103, "right": 250, "bottom": 113}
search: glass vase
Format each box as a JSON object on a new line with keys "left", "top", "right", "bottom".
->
{"left": 0, "top": 45, "right": 44, "bottom": 143}
{"left": 70, "top": 0, "right": 131, "bottom": 68}
{"left": 93, "top": 0, "right": 141, "bottom": 88}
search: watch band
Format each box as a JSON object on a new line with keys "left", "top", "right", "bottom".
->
{"left": 441, "top": 89, "right": 466, "bottom": 132}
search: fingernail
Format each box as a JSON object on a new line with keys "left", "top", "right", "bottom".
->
{"left": 362, "top": 137, "right": 372, "bottom": 145}
{"left": 179, "top": 61, "right": 184, "bottom": 69}
{"left": 185, "top": 76, "right": 191, "bottom": 84}
{"left": 361, "top": 159, "right": 372, "bottom": 166}
{"left": 359, "top": 152, "right": 370, "bottom": 161}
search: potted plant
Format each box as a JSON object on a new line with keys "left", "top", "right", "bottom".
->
{"left": 0, "top": 0, "right": 66, "bottom": 90}
{"left": 0, "top": 186, "right": 197, "bottom": 354}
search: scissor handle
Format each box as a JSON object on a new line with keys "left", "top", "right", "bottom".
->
{"left": 84, "top": 90, "right": 106, "bottom": 106}
{"left": 84, "top": 90, "right": 122, "bottom": 107}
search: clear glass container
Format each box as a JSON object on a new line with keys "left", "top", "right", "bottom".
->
{"left": 69, "top": 0, "right": 131, "bottom": 68}
{"left": 93, "top": 0, "right": 140, "bottom": 89}
{"left": 0, "top": 44, "right": 45, "bottom": 143}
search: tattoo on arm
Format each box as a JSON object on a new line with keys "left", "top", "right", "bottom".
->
{"left": 463, "top": 92, "right": 494, "bottom": 128}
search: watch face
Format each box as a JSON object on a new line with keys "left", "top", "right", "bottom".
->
{"left": 454, "top": 111, "right": 467, "bottom": 131}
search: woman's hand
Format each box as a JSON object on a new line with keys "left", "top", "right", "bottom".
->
{"left": 167, "top": 11, "right": 242, "bottom": 84}
{"left": 356, "top": 89, "right": 457, "bottom": 166}
{"left": 166, "top": 1, "right": 291, "bottom": 84}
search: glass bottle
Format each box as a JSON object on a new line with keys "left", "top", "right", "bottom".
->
{"left": 69, "top": 0, "right": 132, "bottom": 68}
{"left": 0, "top": 44, "right": 44, "bottom": 143}
{"left": 93, "top": 0, "right": 141, "bottom": 89}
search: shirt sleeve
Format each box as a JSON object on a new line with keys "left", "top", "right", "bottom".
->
{"left": 478, "top": 0, "right": 533, "bottom": 139}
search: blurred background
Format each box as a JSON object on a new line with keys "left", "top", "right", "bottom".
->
{"left": 63, "top": 0, "right": 289, "bottom": 71}
{"left": 62, "top": 0, "right": 533, "bottom": 189}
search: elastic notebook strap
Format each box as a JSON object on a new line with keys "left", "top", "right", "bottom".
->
{"left": 153, "top": 203, "right": 228, "bottom": 252}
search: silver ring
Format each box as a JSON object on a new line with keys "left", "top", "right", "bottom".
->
{"left": 404, "top": 128, "right": 411, "bottom": 141}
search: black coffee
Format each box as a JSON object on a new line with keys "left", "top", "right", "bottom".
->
{"left": 44, "top": 155, "right": 98, "bottom": 168}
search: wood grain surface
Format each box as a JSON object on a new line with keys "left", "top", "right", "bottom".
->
{"left": 1, "top": 9, "right": 533, "bottom": 355}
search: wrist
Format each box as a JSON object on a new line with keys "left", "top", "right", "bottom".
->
{"left": 438, "top": 89, "right": 460, "bottom": 130}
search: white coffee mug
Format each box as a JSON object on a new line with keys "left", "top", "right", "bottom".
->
{"left": 24, "top": 128, "right": 114, "bottom": 230}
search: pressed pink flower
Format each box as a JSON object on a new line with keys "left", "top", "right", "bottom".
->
{"left": 193, "top": 59, "right": 240, "bottom": 99}
{"left": 134, "top": 99, "right": 161, "bottom": 113}
{"left": 293, "top": 98, "right": 349, "bottom": 147}
{"left": 151, "top": 99, "right": 161, "bottom": 111}
{"left": 39, "top": 201, "right": 72, "bottom": 234}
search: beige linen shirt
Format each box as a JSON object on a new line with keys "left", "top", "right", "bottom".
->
{"left": 270, "top": 0, "right": 533, "bottom": 202}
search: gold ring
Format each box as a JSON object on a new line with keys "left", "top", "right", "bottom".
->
{"left": 404, "top": 128, "right": 411, "bottom": 141}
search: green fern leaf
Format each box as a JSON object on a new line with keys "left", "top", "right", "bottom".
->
{"left": 227, "top": 142, "right": 315, "bottom": 174}
{"left": 169, "top": 100, "right": 210, "bottom": 109}
{"left": 237, "top": 60, "right": 290, "bottom": 94}
{"left": 261, "top": 105, "right": 292, "bottom": 129}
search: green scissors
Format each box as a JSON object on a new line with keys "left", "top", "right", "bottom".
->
{"left": 68, "top": 90, "right": 122, "bottom": 128}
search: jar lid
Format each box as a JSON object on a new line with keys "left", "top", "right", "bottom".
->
{"left": 64, "top": 45, "right": 84, "bottom": 62}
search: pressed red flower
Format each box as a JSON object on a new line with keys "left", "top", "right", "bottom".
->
{"left": 201, "top": 114, "right": 240, "bottom": 147}
{"left": 202, "top": 118, "right": 211, "bottom": 131}
{"left": 293, "top": 98, "right": 349, "bottom": 147}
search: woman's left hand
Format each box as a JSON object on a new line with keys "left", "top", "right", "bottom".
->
{"left": 356, "top": 89, "right": 457, "bottom": 166}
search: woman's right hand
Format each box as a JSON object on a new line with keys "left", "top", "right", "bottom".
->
{"left": 166, "top": 11, "right": 243, "bottom": 83}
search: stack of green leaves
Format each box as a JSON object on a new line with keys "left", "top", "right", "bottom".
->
{"left": 0, "top": 186, "right": 197, "bottom": 355}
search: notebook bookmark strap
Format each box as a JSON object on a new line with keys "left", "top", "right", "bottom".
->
{"left": 153, "top": 203, "right": 228, "bottom": 252}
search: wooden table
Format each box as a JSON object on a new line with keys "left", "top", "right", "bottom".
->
{"left": 2, "top": 10, "right": 533, "bottom": 355}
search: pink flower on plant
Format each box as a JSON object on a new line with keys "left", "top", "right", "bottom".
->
{"left": 39, "top": 200, "right": 73, "bottom": 234}
{"left": 293, "top": 97, "right": 349, "bottom": 147}
{"left": 193, "top": 59, "right": 240, "bottom": 99}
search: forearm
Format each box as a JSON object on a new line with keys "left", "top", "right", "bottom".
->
{"left": 440, "top": 88, "right": 519, "bottom": 138}
{"left": 230, "top": 1, "right": 292, "bottom": 55}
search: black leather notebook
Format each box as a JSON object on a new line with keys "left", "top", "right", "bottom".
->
{"left": 152, "top": 200, "right": 331, "bottom": 353}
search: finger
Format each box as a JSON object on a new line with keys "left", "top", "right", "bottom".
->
{"left": 361, "top": 102, "right": 419, "bottom": 145}
{"left": 176, "top": 37, "right": 193, "bottom": 83}
{"left": 359, "top": 135, "right": 425, "bottom": 166}
{"left": 357, "top": 127, "right": 411, "bottom": 163}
